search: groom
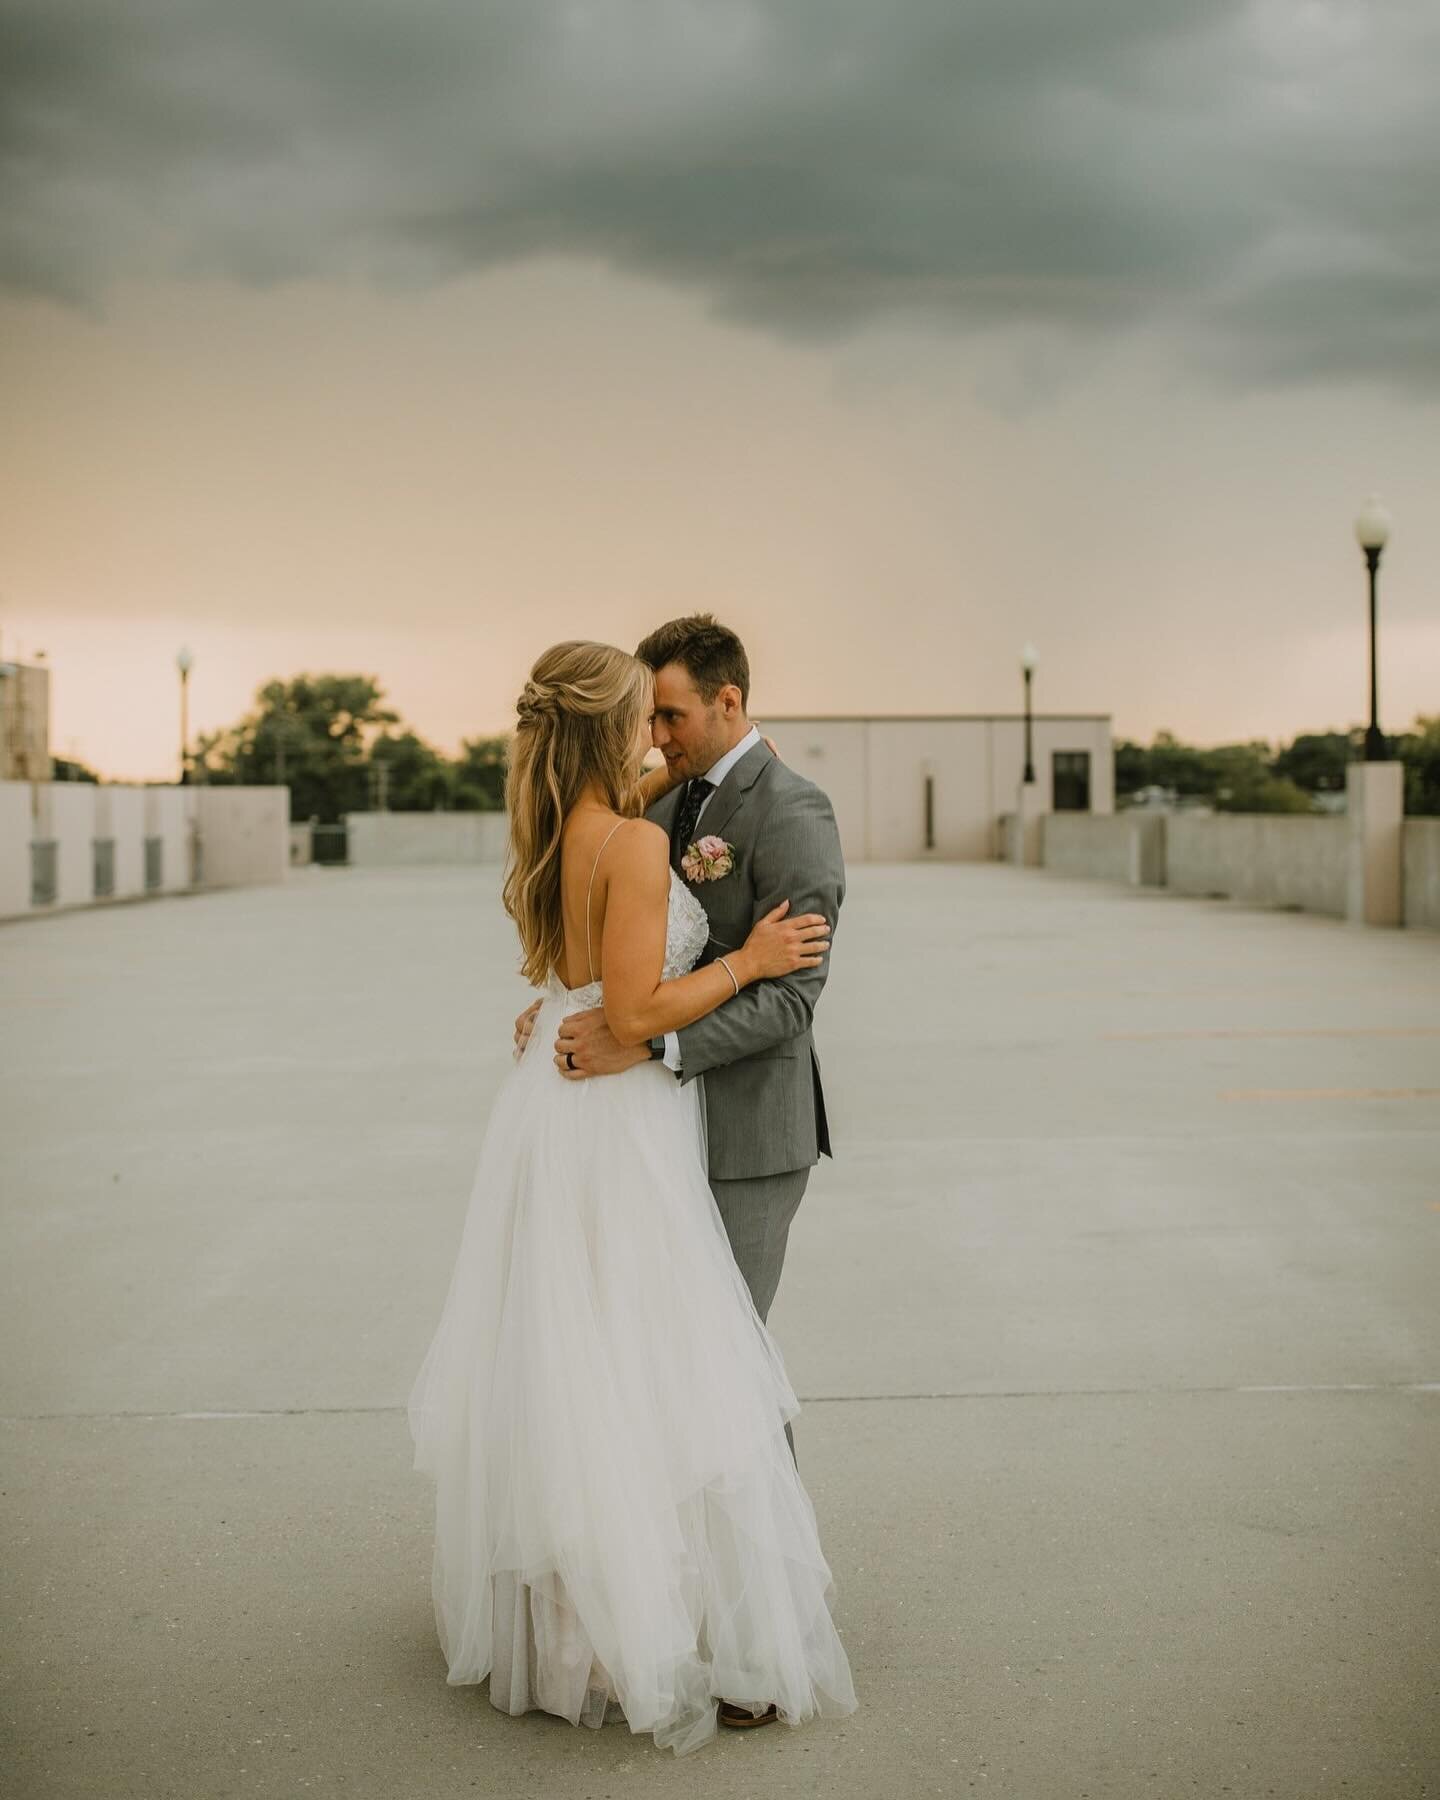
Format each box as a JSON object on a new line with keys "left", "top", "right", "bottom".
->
{"left": 515, "top": 613, "right": 845, "bottom": 1342}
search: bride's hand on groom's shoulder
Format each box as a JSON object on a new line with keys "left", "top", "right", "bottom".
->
{"left": 737, "top": 900, "right": 830, "bottom": 982}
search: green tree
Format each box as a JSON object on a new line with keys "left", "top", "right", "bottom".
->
{"left": 368, "top": 729, "right": 454, "bottom": 812}
{"left": 1113, "top": 738, "right": 1151, "bottom": 798}
{"left": 195, "top": 675, "right": 399, "bottom": 822}
{"left": 1396, "top": 715, "right": 1440, "bottom": 816}
{"left": 1206, "top": 742, "right": 1313, "bottom": 813}
{"left": 51, "top": 755, "right": 99, "bottom": 783}
{"left": 1272, "top": 730, "right": 1357, "bottom": 795}
{"left": 450, "top": 735, "right": 508, "bottom": 811}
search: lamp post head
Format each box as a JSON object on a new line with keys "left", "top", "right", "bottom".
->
{"left": 176, "top": 645, "right": 194, "bottom": 676}
{"left": 1020, "top": 642, "right": 1039, "bottom": 676}
{"left": 1353, "top": 494, "right": 1392, "bottom": 553}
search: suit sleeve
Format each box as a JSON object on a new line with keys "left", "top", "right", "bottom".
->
{"left": 672, "top": 783, "right": 845, "bottom": 1084}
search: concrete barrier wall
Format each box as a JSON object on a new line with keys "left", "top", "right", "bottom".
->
{"left": 33, "top": 781, "right": 98, "bottom": 906}
{"left": 1165, "top": 814, "right": 1348, "bottom": 916}
{"left": 1403, "top": 820, "right": 1440, "bottom": 932}
{"left": 1041, "top": 813, "right": 1167, "bottom": 886}
{"left": 0, "top": 782, "right": 28, "bottom": 915}
{"left": 196, "top": 787, "right": 288, "bottom": 887}
{"left": 345, "top": 811, "right": 509, "bottom": 866}
{"left": 145, "top": 785, "right": 194, "bottom": 892}
{"left": 1, "top": 780, "right": 286, "bottom": 919}
{"left": 108, "top": 788, "right": 149, "bottom": 898}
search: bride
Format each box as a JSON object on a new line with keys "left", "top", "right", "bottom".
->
{"left": 407, "top": 640, "right": 858, "bottom": 1756}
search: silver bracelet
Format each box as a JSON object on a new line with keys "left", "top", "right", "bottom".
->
{"left": 717, "top": 955, "right": 740, "bottom": 996}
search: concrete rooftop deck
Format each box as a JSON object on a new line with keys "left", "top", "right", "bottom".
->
{"left": 2, "top": 862, "right": 1437, "bottom": 1798}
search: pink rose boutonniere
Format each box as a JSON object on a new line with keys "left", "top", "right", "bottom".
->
{"left": 681, "top": 834, "right": 736, "bottom": 884}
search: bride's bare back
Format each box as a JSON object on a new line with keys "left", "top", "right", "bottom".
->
{"left": 556, "top": 809, "right": 659, "bottom": 994}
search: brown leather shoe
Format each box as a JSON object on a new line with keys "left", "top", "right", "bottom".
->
{"left": 718, "top": 1701, "right": 779, "bottom": 1729}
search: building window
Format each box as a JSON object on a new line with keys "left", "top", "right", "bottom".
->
{"left": 1053, "top": 750, "right": 1091, "bottom": 812}
{"left": 144, "top": 836, "right": 163, "bottom": 891}
{"left": 93, "top": 838, "right": 115, "bottom": 898}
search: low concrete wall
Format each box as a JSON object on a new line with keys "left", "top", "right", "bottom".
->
{"left": 345, "top": 811, "right": 509, "bottom": 866}
{"left": 0, "top": 782, "right": 31, "bottom": 914}
{"left": 102, "top": 787, "right": 148, "bottom": 899}
{"left": 1403, "top": 820, "right": 1440, "bottom": 932}
{"left": 1, "top": 780, "right": 287, "bottom": 920}
{"left": 1164, "top": 814, "right": 1347, "bottom": 916}
{"left": 195, "top": 787, "right": 288, "bottom": 888}
{"left": 145, "top": 785, "right": 194, "bottom": 893}
{"left": 1029, "top": 806, "right": 1440, "bottom": 931}
{"left": 43, "top": 782, "right": 99, "bottom": 907}
{"left": 1041, "top": 813, "right": 1166, "bottom": 886}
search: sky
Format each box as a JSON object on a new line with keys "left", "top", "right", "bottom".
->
{"left": 1, "top": 0, "right": 1436, "bottom": 781}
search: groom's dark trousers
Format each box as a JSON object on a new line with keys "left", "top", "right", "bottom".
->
{"left": 710, "top": 1171, "right": 811, "bottom": 1327}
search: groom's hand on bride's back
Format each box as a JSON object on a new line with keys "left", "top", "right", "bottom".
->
{"left": 552, "top": 1008, "right": 651, "bottom": 1081}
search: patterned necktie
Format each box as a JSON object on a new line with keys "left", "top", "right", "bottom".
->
{"left": 672, "top": 777, "right": 714, "bottom": 859}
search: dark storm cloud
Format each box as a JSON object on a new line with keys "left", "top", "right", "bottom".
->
{"left": 2, "top": 0, "right": 1437, "bottom": 390}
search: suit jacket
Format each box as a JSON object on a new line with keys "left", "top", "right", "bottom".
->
{"left": 646, "top": 739, "right": 845, "bottom": 1181}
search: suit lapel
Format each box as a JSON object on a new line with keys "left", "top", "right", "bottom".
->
{"left": 693, "top": 738, "right": 772, "bottom": 848}
{"left": 646, "top": 783, "right": 686, "bottom": 871}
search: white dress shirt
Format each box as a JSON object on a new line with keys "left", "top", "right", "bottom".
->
{"left": 662, "top": 724, "right": 762, "bottom": 1074}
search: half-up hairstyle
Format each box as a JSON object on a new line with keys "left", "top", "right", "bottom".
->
{"left": 503, "top": 641, "right": 655, "bottom": 987}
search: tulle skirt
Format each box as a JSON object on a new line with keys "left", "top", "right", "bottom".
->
{"left": 406, "top": 980, "right": 858, "bottom": 1755}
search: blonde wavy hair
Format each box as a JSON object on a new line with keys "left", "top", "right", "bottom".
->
{"left": 502, "top": 640, "right": 655, "bottom": 987}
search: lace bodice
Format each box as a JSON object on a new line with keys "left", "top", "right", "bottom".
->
{"left": 556, "top": 869, "right": 710, "bottom": 1010}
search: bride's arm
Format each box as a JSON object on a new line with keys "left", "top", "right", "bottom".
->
{"left": 599, "top": 821, "right": 828, "bottom": 1048}
{"left": 636, "top": 759, "right": 681, "bottom": 808}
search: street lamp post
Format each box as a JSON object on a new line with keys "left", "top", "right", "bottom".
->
{"left": 176, "top": 646, "right": 194, "bottom": 784}
{"left": 1353, "top": 495, "right": 1392, "bottom": 762}
{"left": 1020, "top": 642, "right": 1038, "bottom": 784}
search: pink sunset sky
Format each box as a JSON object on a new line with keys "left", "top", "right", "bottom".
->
{"left": 2, "top": 4, "right": 1436, "bottom": 782}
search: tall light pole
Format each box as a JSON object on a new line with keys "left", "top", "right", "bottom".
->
{"left": 176, "top": 645, "right": 194, "bottom": 784}
{"left": 1020, "top": 642, "right": 1039, "bottom": 785}
{"left": 1353, "top": 495, "right": 1391, "bottom": 762}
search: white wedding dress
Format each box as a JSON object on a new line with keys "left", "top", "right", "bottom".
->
{"left": 406, "top": 863, "right": 857, "bottom": 1756}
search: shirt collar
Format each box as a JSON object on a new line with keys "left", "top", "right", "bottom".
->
{"left": 698, "top": 724, "right": 761, "bottom": 790}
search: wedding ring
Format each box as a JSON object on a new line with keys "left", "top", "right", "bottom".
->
{"left": 565, "top": 1051, "right": 576, "bottom": 1071}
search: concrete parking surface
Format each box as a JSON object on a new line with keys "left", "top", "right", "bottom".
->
{"left": 2, "top": 862, "right": 1437, "bottom": 1798}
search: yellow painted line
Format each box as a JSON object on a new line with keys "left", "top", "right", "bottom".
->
{"left": 1108, "top": 1026, "right": 1440, "bottom": 1041}
{"left": 1221, "top": 1086, "right": 1440, "bottom": 1102}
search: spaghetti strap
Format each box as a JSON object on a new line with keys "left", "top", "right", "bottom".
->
{"left": 585, "top": 819, "right": 627, "bottom": 985}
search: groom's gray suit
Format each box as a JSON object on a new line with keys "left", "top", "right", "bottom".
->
{"left": 646, "top": 737, "right": 845, "bottom": 1329}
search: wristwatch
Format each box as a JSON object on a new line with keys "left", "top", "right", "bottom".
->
{"left": 647, "top": 1038, "right": 666, "bottom": 1061}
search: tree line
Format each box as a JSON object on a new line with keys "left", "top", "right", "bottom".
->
{"left": 190, "top": 675, "right": 506, "bottom": 822}
{"left": 1116, "top": 717, "right": 1439, "bottom": 815}
{"left": 52, "top": 675, "right": 1440, "bottom": 821}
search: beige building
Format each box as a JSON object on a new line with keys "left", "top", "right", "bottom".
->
{"left": 755, "top": 713, "right": 1114, "bottom": 862}
{"left": 0, "top": 657, "right": 51, "bottom": 781}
